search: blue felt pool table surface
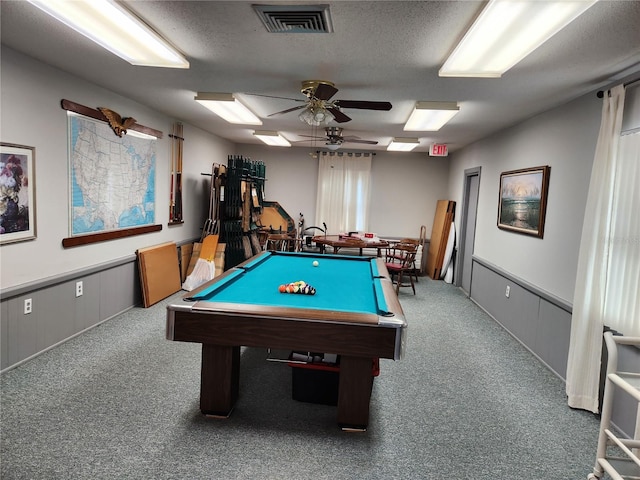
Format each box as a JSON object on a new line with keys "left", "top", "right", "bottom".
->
{"left": 187, "top": 251, "right": 389, "bottom": 316}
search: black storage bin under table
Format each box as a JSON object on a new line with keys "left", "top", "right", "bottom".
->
{"left": 288, "top": 357, "right": 380, "bottom": 406}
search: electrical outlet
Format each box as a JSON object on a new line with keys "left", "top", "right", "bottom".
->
{"left": 75, "top": 281, "right": 83, "bottom": 297}
{"left": 505, "top": 285, "right": 511, "bottom": 298}
{"left": 24, "top": 298, "right": 32, "bottom": 315}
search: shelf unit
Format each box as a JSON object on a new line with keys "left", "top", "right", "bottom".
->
{"left": 588, "top": 332, "right": 640, "bottom": 480}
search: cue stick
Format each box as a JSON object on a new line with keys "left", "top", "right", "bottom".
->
{"left": 175, "top": 122, "right": 183, "bottom": 222}
{"left": 169, "top": 122, "right": 176, "bottom": 221}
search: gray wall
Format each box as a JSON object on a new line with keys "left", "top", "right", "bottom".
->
{"left": 447, "top": 90, "right": 639, "bottom": 438}
{"left": 235, "top": 144, "right": 450, "bottom": 240}
{"left": 1, "top": 44, "right": 637, "bottom": 437}
{"left": 447, "top": 93, "right": 601, "bottom": 303}
{"left": 0, "top": 46, "right": 235, "bottom": 371}
{"left": 1, "top": 259, "right": 138, "bottom": 369}
{"left": 0, "top": 47, "right": 448, "bottom": 372}
{"left": 0, "top": 46, "right": 233, "bottom": 290}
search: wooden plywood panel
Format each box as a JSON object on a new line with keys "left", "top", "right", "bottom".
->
{"left": 180, "top": 243, "right": 193, "bottom": 282}
{"left": 426, "top": 200, "right": 455, "bottom": 279}
{"left": 186, "top": 242, "right": 202, "bottom": 277}
{"left": 137, "top": 242, "right": 181, "bottom": 307}
{"left": 214, "top": 243, "right": 226, "bottom": 277}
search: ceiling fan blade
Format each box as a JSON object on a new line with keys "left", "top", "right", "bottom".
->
{"left": 245, "top": 93, "right": 306, "bottom": 102}
{"left": 314, "top": 83, "right": 339, "bottom": 101}
{"left": 344, "top": 139, "right": 378, "bottom": 145}
{"left": 327, "top": 107, "right": 351, "bottom": 123}
{"left": 334, "top": 100, "right": 392, "bottom": 111}
{"left": 268, "top": 104, "right": 308, "bottom": 117}
{"left": 297, "top": 135, "right": 325, "bottom": 139}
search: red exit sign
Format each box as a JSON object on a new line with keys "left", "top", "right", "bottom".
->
{"left": 429, "top": 144, "right": 448, "bottom": 157}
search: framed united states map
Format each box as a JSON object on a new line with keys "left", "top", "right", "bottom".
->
{"left": 68, "top": 113, "right": 157, "bottom": 236}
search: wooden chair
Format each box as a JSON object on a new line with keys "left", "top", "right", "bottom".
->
{"left": 265, "top": 233, "right": 298, "bottom": 252}
{"left": 398, "top": 238, "right": 420, "bottom": 283}
{"left": 384, "top": 243, "right": 418, "bottom": 294}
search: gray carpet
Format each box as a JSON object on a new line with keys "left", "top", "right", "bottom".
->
{"left": 1, "top": 277, "right": 602, "bottom": 479}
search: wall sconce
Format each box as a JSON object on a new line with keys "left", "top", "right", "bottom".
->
{"left": 195, "top": 93, "right": 262, "bottom": 125}
{"left": 404, "top": 102, "right": 459, "bottom": 131}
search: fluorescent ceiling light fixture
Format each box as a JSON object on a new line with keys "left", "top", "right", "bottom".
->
{"left": 404, "top": 102, "right": 460, "bottom": 131}
{"left": 195, "top": 93, "right": 262, "bottom": 125}
{"left": 387, "top": 138, "right": 420, "bottom": 152}
{"left": 126, "top": 129, "right": 157, "bottom": 140}
{"left": 28, "top": 0, "right": 189, "bottom": 69}
{"left": 253, "top": 131, "right": 291, "bottom": 147}
{"left": 439, "top": 0, "right": 597, "bottom": 77}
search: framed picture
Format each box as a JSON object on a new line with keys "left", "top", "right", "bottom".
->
{"left": 1, "top": 143, "right": 36, "bottom": 244}
{"left": 497, "top": 165, "right": 550, "bottom": 238}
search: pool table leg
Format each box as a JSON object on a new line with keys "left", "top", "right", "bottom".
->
{"left": 200, "top": 344, "right": 240, "bottom": 417}
{"left": 337, "top": 356, "right": 374, "bottom": 431}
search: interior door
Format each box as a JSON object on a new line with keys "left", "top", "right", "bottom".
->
{"left": 457, "top": 168, "right": 480, "bottom": 295}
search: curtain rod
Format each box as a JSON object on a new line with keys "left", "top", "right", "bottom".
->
{"left": 316, "top": 151, "right": 376, "bottom": 157}
{"left": 597, "top": 77, "right": 640, "bottom": 98}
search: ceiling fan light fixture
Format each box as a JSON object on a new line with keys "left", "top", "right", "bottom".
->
{"left": 27, "top": 0, "right": 189, "bottom": 69}
{"left": 325, "top": 142, "right": 341, "bottom": 151}
{"left": 439, "top": 0, "right": 597, "bottom": 77}
{"left": 387, "top": 138, "right": 420, "bottom": 152}
{"left": 253, "top": 130, "right": 291, "bottom": 147}
{"left": 404, "top": 101, "right": 460, "bottom": 131}
{"left": 195, "top": 93, "right": 262, "bottom": 125}
{"left": 298, "top": 107, "right": 333, "bottom": 127}
{"left": 314, "top": 110, "right": 328, "bottom": 123}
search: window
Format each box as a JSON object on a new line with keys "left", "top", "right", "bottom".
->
{"left": 315, "top": 153, "right": 371, "bottom": 234}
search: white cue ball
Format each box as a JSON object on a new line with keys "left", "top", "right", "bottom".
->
{"left": 313, "top": 260, "right": 319, "bottom": 267}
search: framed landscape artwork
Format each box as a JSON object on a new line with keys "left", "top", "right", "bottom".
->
{"left": 0, "top": 143, "right": 36, "bottom": 244}
{"left": 497, "top": 166, "right": 550, "bottom": 238}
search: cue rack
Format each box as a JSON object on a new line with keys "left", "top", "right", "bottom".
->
{"left": 219, "top": 155, "right": 266, "bottom": 269}
{"left": 169, "top": 122, "right": 184, "bottom": 224}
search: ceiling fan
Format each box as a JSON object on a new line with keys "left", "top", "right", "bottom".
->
{"left": 296, "top": 127, "right": 378, "bottom": 149}
{"left": 250, "top": 80, "right": 392, "bottom": 125}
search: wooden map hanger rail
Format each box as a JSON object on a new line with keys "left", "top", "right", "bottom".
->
{"left": 60, "top": 99, "right": 163, "bottom": 248}
{"left": 61, "top": 99, "right": 163, "bottom": 139}
{"left": 62, "top": 225, "right": 162, "bottom": 248}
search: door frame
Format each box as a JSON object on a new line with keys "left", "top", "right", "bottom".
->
{"left": 455, "top": 167, "right": 481, "bottom": 293}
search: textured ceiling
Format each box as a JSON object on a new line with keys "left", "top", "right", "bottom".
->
{"left": 1, "top": 1, "right": 640, "bottom": 153}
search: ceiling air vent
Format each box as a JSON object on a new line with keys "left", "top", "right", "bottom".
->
{"left": 253, "top": 4, "right": 334, "bottom": 33}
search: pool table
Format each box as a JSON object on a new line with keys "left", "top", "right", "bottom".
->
{"left": 166, "top": 250, "right": 406, "bottom": 430}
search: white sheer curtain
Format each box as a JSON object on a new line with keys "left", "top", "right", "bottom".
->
{"left": 566, "top": 85, "right": 632, "bottom": 412}
{"left": 603, "top": 130, "right": 640, "bottom": 336}
{"left": 315, "top": 154, "right": 371, "bottom": 234}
